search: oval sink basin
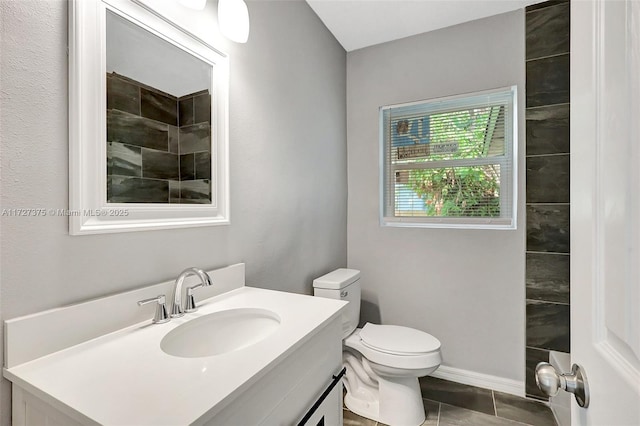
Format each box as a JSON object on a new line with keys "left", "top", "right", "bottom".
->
{"left": 161, "top": 308, "right": 281, "bottom": 358}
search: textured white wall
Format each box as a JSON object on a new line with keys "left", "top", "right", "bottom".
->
{"left": 346, "top": 11, "right": 526, "bottom": 382}
{"left": 0, "top": 0, "right": 346, "bottom": 423}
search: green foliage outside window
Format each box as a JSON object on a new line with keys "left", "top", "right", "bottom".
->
{"left": 408, "top": 166, "right": 500, "bottom": 217}
{"left": 405, "top": 108, "right": 502, "bottom": 217}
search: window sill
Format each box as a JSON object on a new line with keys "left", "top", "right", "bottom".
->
{"left": 381, "top": 217, "right": 516, "bottom": 230}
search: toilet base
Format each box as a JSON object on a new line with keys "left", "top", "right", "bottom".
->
{"left": 377, "top": 376, "right": 426, "bottom": 426}
{"left": 344, "top": 386, "right": 380, "bottom": 422}
{"left": 343, "top": 375, "right": 426, "bottom": 426}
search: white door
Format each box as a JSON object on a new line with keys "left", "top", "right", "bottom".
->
{"left": 571, "top": 0, "right": 640, "bottom": 425}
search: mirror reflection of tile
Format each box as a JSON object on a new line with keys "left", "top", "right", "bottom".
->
{"left": 106, "top": 72, "right": 212, "bottom": 204}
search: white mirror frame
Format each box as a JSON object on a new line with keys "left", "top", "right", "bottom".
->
{"left": 69, "top": 0, "right": 229, "bottom": 235}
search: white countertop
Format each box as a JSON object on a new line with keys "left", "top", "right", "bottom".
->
{"left": 4, "top": 287, "right": 346, "bottom": 425}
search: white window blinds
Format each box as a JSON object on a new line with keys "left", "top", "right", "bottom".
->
{"left": 380, "top": 87, "right": 517, "bottom": 229}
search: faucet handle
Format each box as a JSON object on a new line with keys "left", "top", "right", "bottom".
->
{"left": 184, "top": 284, "right": 206, "bottom": 313}
{"left": 138, "top": 295, "right": 170, "bottom": 324}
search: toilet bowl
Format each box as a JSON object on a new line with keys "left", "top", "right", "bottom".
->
{"left": 313, "top": 269, "right": 442, "bottom": 426}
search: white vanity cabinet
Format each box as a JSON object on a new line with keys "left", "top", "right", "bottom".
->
{"left": 4, "top": 267, "right": 347, "bottom": 426}
{"left": 11, "top": 386, "right": 88, "bottom": 426}
{"left": 9, "top": 316, "right": 343, "bottom": 426}
{"left": 210, "top": 318, "right": 343, "bottom": 426}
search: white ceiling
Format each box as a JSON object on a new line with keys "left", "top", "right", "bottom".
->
{"left": 305, "top": 0, "right": 546, "bottom": 52}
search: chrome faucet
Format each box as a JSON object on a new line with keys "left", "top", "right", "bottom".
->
{"left": 171, "top": 267, "right": 213, "bottom": 317}
{"left": 137, "top": 294, "right": 170, "bottom": 324}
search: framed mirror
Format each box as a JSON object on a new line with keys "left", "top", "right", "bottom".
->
{"left": 69, "top": 0, "right": 229, "bottom": 235}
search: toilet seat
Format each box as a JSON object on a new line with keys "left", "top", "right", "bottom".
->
{"left": 359, "top": 323, "right": 441, "bottom": 356}
{"left": 344, "top": 325, "right": 442, "bottom": 371}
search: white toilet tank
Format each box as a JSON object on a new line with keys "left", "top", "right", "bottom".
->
{"left": 313, "top": 268, "right": 361, "bottom": 339}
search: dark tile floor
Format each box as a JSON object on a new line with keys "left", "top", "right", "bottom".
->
{"left": 343, "top": 376, "right": 557, "bottom": 426}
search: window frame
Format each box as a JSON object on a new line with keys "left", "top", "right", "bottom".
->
{"left": 379, "top": 86, "right": 518, "bottom": 230}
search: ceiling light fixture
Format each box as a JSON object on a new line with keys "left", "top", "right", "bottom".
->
{"left": 218, "top": 0, "right": 250, "bottom": 43}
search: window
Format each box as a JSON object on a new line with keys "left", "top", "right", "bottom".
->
{"left": 380, "top": 87, "right": 517, "bottom": 229}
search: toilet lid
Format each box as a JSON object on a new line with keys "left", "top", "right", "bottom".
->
{"left": 359, "top": 323, "right": 441, "bottom": 355}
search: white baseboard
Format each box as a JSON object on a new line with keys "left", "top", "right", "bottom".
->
{"left": 430, "top": 365, "right": 525, "bottom": 397}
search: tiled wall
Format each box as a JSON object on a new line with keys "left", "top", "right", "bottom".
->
{"left": 524, "top": 0, "right": 570, "bottom": 400}
{"left": 106, "top": 73, "right": 212, "bottom": 204}
{"left": 178, "top": 90, "right": 213, "bottom": 204}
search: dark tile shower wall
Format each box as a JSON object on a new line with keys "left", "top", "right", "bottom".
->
{"left": 178, "top": 90, "right": 212, "bottom": 204}
{"left": 106, "top": 73, "right": 211, "bottom": 204}
{"left": 524, "top": 1, "right": 570, "bottom": 400}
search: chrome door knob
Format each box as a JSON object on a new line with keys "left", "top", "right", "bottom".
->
{"left": 535, "top": 362, "right": 563, "bottom": 396}
{"left": 535, "top": 362, "right": 590, "bottom": 408}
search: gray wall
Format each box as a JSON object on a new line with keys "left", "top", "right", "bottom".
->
{"left": 0, "top": 1, "right": 346, "bottom": 423}
{"left": 347, "top": 11, "right": 526, "bottom": 382}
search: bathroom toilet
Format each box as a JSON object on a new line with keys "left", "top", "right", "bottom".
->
{"left": 313, "top": 269, "right": 442, "bottom": 426}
